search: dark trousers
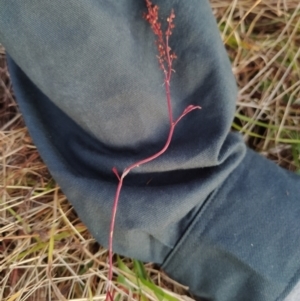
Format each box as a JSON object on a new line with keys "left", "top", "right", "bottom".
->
{"left": 1, "top": 1, "right": 300, "bottom": 300}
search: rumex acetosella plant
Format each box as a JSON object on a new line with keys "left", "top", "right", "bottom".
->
{"left": 106, "top": 1, "right": 201, "bottom": 299}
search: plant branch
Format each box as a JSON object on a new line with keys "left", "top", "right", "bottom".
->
{"left": 105, "top": 2, "right": 201, "bottom": 300}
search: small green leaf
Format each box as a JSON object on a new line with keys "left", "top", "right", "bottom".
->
{"left": 117, "top": 256, "right": 134, "bottom": 275}
{"left": 133, "top": 260, "right": 148, "bottom": 280}
{"left": 117, "top": 274, "right": 131, "bottom": 288}
{"left": 139, "top": 278, "right": 179, "bottom": 301}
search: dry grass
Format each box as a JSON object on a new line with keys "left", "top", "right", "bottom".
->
{"left": 1, "top": 1, "right": 300, "bottom": 300}
{"left": 212, "top": 0, "right": 300, "bottom": 171}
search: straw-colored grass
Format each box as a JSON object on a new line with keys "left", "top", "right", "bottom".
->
{"left": 212, "top": 0, "right": 300, "bottom": 171}
{"left": 1, "top": 1, "right": 300, "bottom": 300}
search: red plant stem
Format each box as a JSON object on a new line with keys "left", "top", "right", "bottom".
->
{"left": 106, "top": 72, "right": 200, "bottom": 301}
{"left": 106, "top": 4, "right": 201, "bottom": 300}
{"left": 165, "top": 36, "right": 173, "bottom": 125}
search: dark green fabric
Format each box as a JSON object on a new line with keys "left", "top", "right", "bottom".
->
{"left": 1, "top": 1, "right": 300, "bottom": 300}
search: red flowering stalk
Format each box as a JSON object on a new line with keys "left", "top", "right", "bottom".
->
{"left": 106, "top": 1, "right": 201, "bottom": 300}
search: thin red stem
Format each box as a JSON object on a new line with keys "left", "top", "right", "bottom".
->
{"left": 107, "top": 178, "right": 123, "bottom": 290}
{"left": 106, "top": 98, "right": 200, "bottom": 301}
{"left": 165, "top": 35, "right": 175, "bottom": 125}
{"left": 105, "top": 3, "right": 201, "bottom": 300}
